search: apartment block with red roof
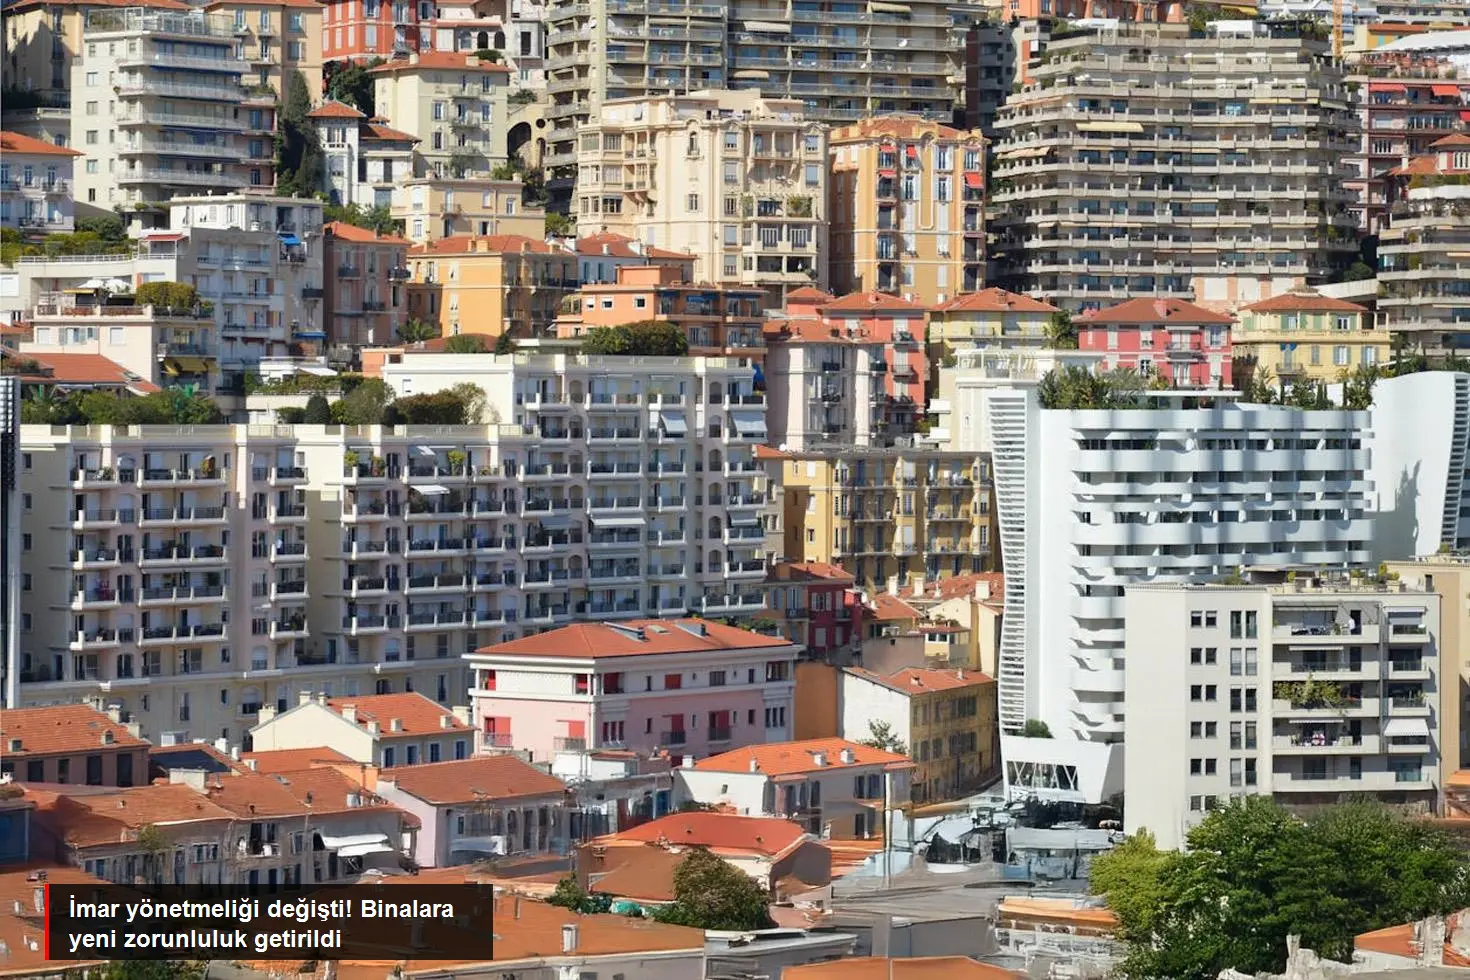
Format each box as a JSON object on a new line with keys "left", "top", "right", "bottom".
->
{"left": 675, "top": 738, "right": 913, "bottom": 840}
{"left": 370, "top": 52, "right": 513, "bottom": 179}
{"left": 323, "top": 221, "right": 411, "bottom": 356}
{"left": 819, "top": 291, "right": 931, "bottom": 439}
{"left": 404, "top": 234, "right": 578, "bottom": 339}
{"left": 248, "top": 691, "right": 475, "bottom": 769}
{"left": 375, "top": 754, "right": 569, "bottom": 866}
{"left": 572, "top": 234, "right": 696, "bottom": 285}
{"left": 1381, "top": 133, "right": 1470, "bottom": 355}
{"left": 0, "top": 705, "right": 149, "bottom": 788}
{"left": 764, "top": 562, "right": 864, "bottom": 661}
{"left": 320, "top": 0, "right": 424, "bottom": 65}
{"left": 1077, "top": 298, "right": 1234, "bottom": 389}
{"left": 554, "top": 265, "right": 768, "bottom": 357}
{"left": 308, "top": 101, "right": 418, "bottom": 212}
{"left": 0, "top": 132, "right": 82, "bottom": 238}
{"left": 465, "top": 620, "right": 800, "bottom": 765}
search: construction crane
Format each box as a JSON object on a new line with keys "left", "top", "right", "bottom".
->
{"left": 1333, "top": 0, "right": 1344, "bottom": 61}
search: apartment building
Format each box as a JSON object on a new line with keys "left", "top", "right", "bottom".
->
{"left": 926, "top": 288, "right": 1060, "bottom": 384}
{"left": 1234, "top": 288, "right": 1387, "bottom": 385}
{"left": 762, "top": 286, "right": 890, "bottom": 450}
{"left": 71, "top": 8, "right": 262, "bottom": 217}
{"left": 1125, "top": 575, "right": 1441, "bottom": 850}
{"left": 391, "top": 176, "right": 545, "bottom": 244}
{"left": 248, "top": 691, "right": 473, "bottom": 766}
{"left": 765, "top": 561, "right": 863, "bottom": 660}
{"left": 1381, "top": 134, "right": 1470, "bottom": 355}
{"left": 572, "top": 89, "right": 828, "bottom": 303}
{"left": 404, "top": 234, "right": 577, "bottom": 339}
{"left": 466, "top": 619, "right": 800, "bottom": 762}
{"left": 365, "top": 349, "right": 772, "bottom": 620}
{"left": 323, "top": 221, "right": 410, "bottom": 353}
{"left": 827, "top": 117, "right": 986, "bottom": 305}
{"left": 573, "top": 232, "right": 696, "bottom": 284}
{"left": 962, "top": 20, "right": 1019, "bottom": 135}
{"left": 312, "top": 102, "right": 419, "bottom": 210}
{"left": 0, "top": 131, "right": 81, "bottom": 238}
{"left": 773, "top": 448, "right": 992, "bottom": 590}
{"left": 320, "top": 0, "right": 424, "bottom": 62}
{"left": 424, "top": 0, "right": 547, "bottom": 88}
{"left": 677, "top": 738, "right": 910, "bottom": 839}
{"left": 841, "top": 665, "right": 999, "bottom": 804}
{"left": 14, "top": 425, "right": 312, "bottom": 747}
{"left": 554, "top": 265, "right": 767, "bottom": 355}
{"left": 1386, "top": 555, "right": 1470, "bottom": 786}
{"left": 0, "top": 704, "right": 150, "bottom": 787}
{"left": 541, "top": 0, "right": 958, "bottom": 182}
{"left": 989, "top": 20, "right": 1359, "bottom": 311}
{"left": 1077, "top": 298, "right": 1234, "bottom": 389}
{"left": 972, "top": 378, "right": 1374, "bottom": 803}
{"left": 25, "top": 300, "right": 219, "bottom": 394}
{"left": 203, "top": 0, "right": 324, "bottom": 99}
{"left": 371, "top": 52, "right": 513, "bottom": 178}
{"left": 1348, "top": 61, "right": 1470, "bottom": 234}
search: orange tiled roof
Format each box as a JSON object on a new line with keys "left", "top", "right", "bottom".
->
{"left": 0, "top": 867, "right": 111, "bottom": 977}
{"left": 325, "top": 221, "right": 410, "bottom": 246}
{"left": 906, "top": 571, "right": 1005, "bottom": 602}
{"left": 830, "top": 116, "right": 969, "bottom": 142}
{"left": 361, "top": 122, "right": 419, "bottom": 142}
{"left": 14, "top": 353, "right": 159, "bottom": 392}
{"left": 575, "top": 232, "right": 693, "bottom": 260}
{"left": 1356, "top": 915, "right": 1470, "bottom": 967}
{"left": 600, "top": 812, "right": 808, "bottom": 858}
{"left": 997, "top": 896, "right": 1119, "bottom": 928}
{"left": 820, "top": 290, "right": 928, "bottom": 314}
{"left": 306, "top": 100, "right": 366, "bottom": 120}
{"left": 755, "top": 445, "right": 791, "bottom": 460}
{"left": 786, "top": 957, "right": 1024, "bottom": 980}
{"left": 0, "top": 704, "right": 148, "bottom": 757}
{"left": 409, "top": 234, "right": 554, "bottom": 256}
{"left": 869, "top": 592, "right": 922, "bottom": 622}
{"left": 768, "top": 561, "right": 856, "bottom": 584}
{"left": 785, "top": 285, "right": 836, "bottom": 303}
{"left": 323, "top": 693, "right": 470, "bottom": 738}
{"left": 1240, "top": 290, "right": 1368, "bottom": 314}
{"left": 846, "top": 666, "right": 994, "bottom": 696}
{"left": 270, "top": 768, "right": 419, "bottom": 826}
{"left": 369, "top": 52, "right": 510, "bottom": 74}
{"left": 380, "top": 755, "right": 566, "bottom": 806}
{"left": 26, "top": 784, "right": 234, "bottom": 848}
{"left": 763, "top": 315, "right": 871, "bottom": 343}
{"left": 1081, "top": 297, "right": 1234, "bottom": 326}
{"left": 1433, "top": 133, "right": 1470, "bottom": 149}
{"left": 693, "top": 737, "right": 911, "bottom": 776}
{"left": 0, "top": 132, "right": 82, "bottom": 158}
{"left": 200, "top": 771, "right": 314, "bottom": 818}
{"left": 243, "top": 746, "right": 356, "bottom": 773}
{"left": 933, "top": 288, "right": 1059, "bottom": 315}
{"left": 586, "top": 845, "right": 684, "bottom": 902}
{"left": 476, "top": 619, "right": 792, "bottom": 659}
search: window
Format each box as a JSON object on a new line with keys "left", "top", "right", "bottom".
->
{"left": 805, "top": 163, "right": 820, "bottom": 186}
{"left": 764, "top": 705, "right": 787, "bottom": 728}
{"left": 1205, "top": 758, "right": 1217, "bottom": 775}
{"left": 382, "top": 747, "right": 396, "bottom": 767}
{"left": 1190, "top": 758, "right": 1202, "bottom": 775}
{"left": 1191, "top": 721, "right": 1203, "bottom": 738}
{"left": 663, "top": 673, "right": 682, "bottom": 690}
{"left": 1205, "top": 611, "right": 1217, "bottom": 627}
{"left": 687, "top": 193, "right": 700, "bottom": 212}
{"left": 1190, "top": 684, "right": 1203, "bottom": 701}
{"left": 1230, "top": 647, "right": 1242, "bottom": 675}
{"left": 429, "top": 743, "right": 441, "bottom": 763}
{"left": 1205, "top": 684, "right": 1217, "bottom": 701}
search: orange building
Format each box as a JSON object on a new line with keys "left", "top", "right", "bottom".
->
{"left": 818, "top": 291, "right": 930, "bottom": 435}
{"left": 405, "top": 234, "right": 578, "bottom": 340}
{"left": 553, "top": 265, "right": 766, "bottom": 357}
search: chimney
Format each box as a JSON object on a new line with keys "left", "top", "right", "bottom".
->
{"left": 31, "top": 889, "right": 42, "bottom": 915}
{"left": 245, "top": 759, "right": 258, "bottom": 771}
{"left": 409, "top": 52, "right": 420, "bottom": 65}
{"left": 811, "top": 751, "right": 827, "bottom": 767}
{"left": 839, "top": 747, "right": 855, "bottom": 764}
{"left": 602, "top": 244, "right": 610, "bottom": 255}
{"left": 748, "top": 758, "right": 760, "bottom": 773}
{"left": 1420, "top": 916, "right": 1448, "bottom": 967}
{"left": 975, "top": 580, "right": 991, "bottom": 602}
{"left": 169, "top": 770, "right": 208, "bottom": 792}
{"left": 126, "top": 722, "right": 141, "bottom": 739}
{"left": 681, "top": 755, "right": 694, "bottom": 769}
{"left": 957, "top": 668, "right": 966, "bottom": 680}
{"left": 231, "top": 746, "right": 241, "bottom": 761}
{"left": 561, "top": 924, "right": 578, "bottom": 953}
{"left": 299, "top": 691, "right": 313, "bottom": 706}
{"left": 390, "top": 718, "right": 404, "bottom": 733}
{"left": 257, "top": 705, "right": 278, "bottom": 725}
{"left": 631, "top": 240, "right": 644, "bottom": 256}
{"left": 316, "top": 692, "right": 328, "bottom": 706}
{"left": 887, "top": 575, "right": 899, "bottom": 596}
{"left": 514, "top": 896, "right": 521, "bottom": 919}
{"left": 451, "top": 706, "right": 471, "bottom": 725}
{"left": 913, "top": 573, "right": 925, "bottom": 597}
{"left": 341, "top": 705, "right": 358, "bottom": 724}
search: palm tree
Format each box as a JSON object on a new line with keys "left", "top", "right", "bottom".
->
{"left": 397, "top": 318, "right": 439, "bottom": 344}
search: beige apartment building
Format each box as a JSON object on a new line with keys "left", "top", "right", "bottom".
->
{"left": 574, "top": 88, "right": 828, "bottom": 304}
{"left": 3, "top": 0, "right": 190, "bottom": 102}
{"left": 989, "top": 20, "right": 1359, "bottom": 312}
{"left": 540, "top": 0, "right": 959, "bottom": 175}
{"left": 828, "top": 116, "right": 987, "bottom": 306}
{"left": 24, "top": 302, "right": 219, "bottom": 394}
{"left": 391, "top": 176, "right": 546, "bottom": 244}
{"left": 1386, "top": 556, "right": 1470, "bottom": 791}
{"left": 371, "top": 51, "right": 514, "bottom": 179}
{"left": 204, "top": 0, "right": 325, "bottom": 99}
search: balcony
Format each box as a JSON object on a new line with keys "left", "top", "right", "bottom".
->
{"left": 269, "top": 466, "right": 306, "bottom": 485}
{"left": 140, "top": 505, "right": 228, "bottom": 525}
{"left": 554, "top": 737, "right": 588, "bottom": 752}
{"left": 406, "top": 573, "right": 467, "bottom": 594}
{"left": 340, "top": 614, "right": 400, "bottom": 635}
{"left": 661, "top": 730, "right": 688, "bottom": 746}
{"left": 139, "top": 466, "right": 225, "bottom": 486}
{"left": 342, "top": 576, "right": 390, "bottom": 597}
{"left": 139, "top": 584, "right": 226, "bottom": 605}
{"left": 138, "top": 622, "right": 226, "bottom": 645}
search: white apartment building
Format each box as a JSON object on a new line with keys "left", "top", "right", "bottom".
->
{"left": 310, "top": 101, "right": 418, "bottom": 210}
{"left": 15, "top": 425, "right": 311, "bottom": 747}
{"left": 975, "top": 382, "right": 1374, "bottom": 803}
{"left": 71, "top": 8, "right": 263, "bottom": 219}
{"left": 573, "top": 89, "right": 829, "bottom": 302}
{"left": 24, "top": 302, "right": 219, "bottom": 395}
{"left": 370, "top": 51, "right": 513, "bottom": 178}
{"left": 763, "top": 319, "right": 888, "bottom": 451}
{"left": 1125, "top": 576, "right": 1441, "bottom": 850}
{"left": 1370, "top": 371, "right": 1470, "bottom": 559}
{"left": 0, "top": 131, "right": 82, "bottom": 237}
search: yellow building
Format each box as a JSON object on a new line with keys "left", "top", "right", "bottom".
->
{"left": 3, "top": 0, "right": 183, "bottom": 101}
{"left": 203, "top": 0, "right": 324, "bottom": 100}
{"left": 828, "top": 116, "right": 988, "bottom": 307}
{"left": 927, "top": 287, "right": 1062, "bottom": 375}
{"left": 1234, "top": 287, "right": 1388, "bottom": 385}
{"left": 842, "top": 665, "right": 1000, "bottom": 805}
{"left": 392, "top": 176, "right": 545, "bottom": 245}
{"left": 371, "top": 51, "right": 513, "bottom": 179}
{"left": 405, "top": 233, "right": 578, "bottom": 340}
{"left": 1386, "top": 556, "right": 1470, "bottom": 791}
{"left": 772, "top": 448, "right": 992, "bottom": 592}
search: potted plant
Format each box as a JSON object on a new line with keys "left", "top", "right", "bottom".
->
{"left": 370, "top": 455, "right": 386, "bottom": 475}
{"left": 344, "top": 449, "right": 360, "bottom": 472}
{"left": 447, "top": 449, "right": 467, "bottom": 473}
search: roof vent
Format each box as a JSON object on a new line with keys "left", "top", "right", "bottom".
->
{"left": 839, "top": 747, "right": 855, "bottom": 764}
{"left": 341, "top": 705, "right": 358, "bottom": 724}
{"left": 749, "top": 758, "right": 760, "bottom": 773}
{"left": 608, "top": 623, "right": 648, "bottom": 642}
{"left": 811, "top": 751, "right": 827, "bottom": 767}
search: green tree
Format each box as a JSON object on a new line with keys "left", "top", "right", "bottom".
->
{"left": 651, "top": 848, "right": 772, "bottom": 931}
{"left": 444, "top": 334, "right": 487, "bottom": 354}
{"left": 325, "top": 202, "right": 397, "bottom": 235}
{"left": 858, "top": 719, "right": 907, "bottom": 755}
{"left": 1341, "top": 363, "right": 1380, "bottom": 410}
{"left": 1045, "top": 310, "right": 1078, "bottom": 349}
{"left": 135, "top": 281, "right": 199, "bottom": 312}
{"left": 1094, "top": 799, "right": 1470, "bottom": 980}
{"left": 1021, "top": 719, "right": 1052, "bottom": 738}
{"left": 331, "top": 378, "right": 394, "bottom": 425}
{"left": 325, "top": 58, "right": 383, "bottom": 117}
{"left": 448, "top": 382, "right": 490, "bottom": 424}
{"left": 581, "top": 326, "right": 634, "bottom": 355}
{"left": 398, "top": 318, "right": 439, "bottom": 344}
{"left": 75, "top": 214, "right": 127, "bottom": 243}
{"left": 277, "top": 71, "right": 323, "bottom": 197}
{"left": 546, "top": 873, "right": 613, "bottom": 914}
{"left": 302, "top": 393, "right": 332, "bottom": 423}
{"left": 494, "top": 332, "right": 517, "bottom": 355}
{"left": 546, "top": 211, "right": 574, "bottom": 237}
{"left": 391, "top": 391, "right": 468, "bottom": 425}
{"left": 491, "top": 160, "right": 519, "bottom": 180}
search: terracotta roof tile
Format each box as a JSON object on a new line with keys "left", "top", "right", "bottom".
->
{"left": 0, "top": 132, "right": 82, "bottom": 158}
{"left": 270, "top": 768, "right": 419, "bottom": 825}
{"left": 830, "top": 116, "right": 973, "bottom": 142}
{"left": 846, "top": 666, "right": 994, "bottom": 696}
{"left": 933, "top": 288, "right": 1059, "bottom": 314}
{"left": 1356, "top": 915, "right": 1470, "bottom": 968}
{"left": 323, "top": 693, "right": 470, "bottom": 738}
{"left": 242, "top": 747, "right": 356, "bottom": 773}
{"left": 360, "top": 122, "right": 420, "bottom": 142}
{"left": 369, "top": 52, "right": 510, "bottom": 74}
{"left": 763, "top": 315, "right": 872, "bottom": 344}
{"left": 905, "top": 571, "right": 1005, "bottom": 602}
{"left": 820, "top": 290, "right": 929, "bottom": 314}
{"left": 12, "top": 353, "right": 159, "bottom": 392}
{"left": 586, "top": 846, "right": 684, "bottom": 902}
{"left": 755, "top": 445, "right": 791, "bottom": 459}
{"left": 785, "top": 285, "right": 836, "bottom": 303}
{"left": 0, "top": 705, "right": 148, "bottom": 756}
{"left": 868, "top": 592, "right": 922, "bottom": 622}
{"left": 380, "top": 755, "right": 566, "bottom": 805}
{"left": 1432, "top": 133, "right": 1470, "bottom": 149}
{"left": 0, "top": 867, "right": 111, "bottom": 976}
{"left": 768, "top": 561, "right": 856, "bottom": 584}
{"left": 1080, "top": 297, "right": 1234, "bottom": 326}
{"left": 409, "top": 234, "right": 554, "bottom": 256}
{"left": 475, "top": 618, "right": 793, "bottom": 659}
{"left": 1240, "top": 290, "right": 1368, "bottom": 314}
{"left": 693, "top": 738, "right": 912, "bottom": 777}
{"left": 324, "top": 221, "right": 410, "bottom": 246}
{"left": 786, "top": 957, "right": 1024, "bottom": 980}
{"left": 26, "top": 784, "right": 234, "bottom": 849}
{"left": 199, "top": 771, "right": 314, "bottom": 818}
{"left": 306, "top": 100, "right": 366, "bottom": 120}
{"left": 574, "top": 232, "right": 693, "bottom": 260}
{"left": 599, "top": 812, "right": 809, "bottom": 858}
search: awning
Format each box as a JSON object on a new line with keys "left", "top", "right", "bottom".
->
{"left": 278, "top": 234, "right": 302, "bottom": 247}
{"left": 165, "top": 356, "right": 212, "bottom": 373}
{"left": 730, "top": 512, "right": 761, "bottom": 526}
{"left": 415, "top": 484, "right": 450, "bottom": 495}
{"left": 730, "top": 412, "right": 766, "bottom": 437}
{"left": 1433, "top": 83, "right": 1460, "bottom": 97}
{"left": 294, "top": 330, "right": 327, "bottom": 340}
{"left": 338, "top": 841, "right": 395, "bottom": 858}
{"left": 964, "top": 173, "right": 983, "bottom": 189}
{"left": 871, "top": 1, "right": 911, "bottom": 11}
{"left": 878, "top": 168, "right": 897, "bottom": 179}
{"left": 319, "top": 833, "right": 391, "bottom": 850}
{"left": 452, "top": 838, "right": 506, "bottom": 855}
{"left": 595, "top": 515, "right": 647, "bottom": 528}
{"left": 732, "top": 69, "right": 770, "bottom": 79}
{"left": 1376, "top": 83, "right": 1407, "bottom": 93}
{"left": 1000, "top": 146, "right": 1049, "bottom": 159}
{"left": 744, "top": 19, "right": 790, "bottom": 30}
{"left": 905, "top": 145, "right": 918, "bottom": 158}
{"left": 659, "top": 411, "right": 688, "bottom": 435}
{"left": 298, "top": 364, "right": 336, "bottom": 376}
{"left": 536, "top": 514, "right": 573, "bottom": 530}
{"left": 1384, "top": 717, "right": 1431, "bottom": 738}
{"left": 1077, "top": 121, "right": 1144, "bottom": 134}
{"left": 1459, "top": 109, "right": 1470, "bottom": 122}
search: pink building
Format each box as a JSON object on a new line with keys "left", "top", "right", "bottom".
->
{"left": 465, "top": 619, "right": 800, "bottom": 766}
{"left": 816, "top": 291, "right": 930, "bottom": 436}
{"left": 1077, "top": 298, "right": 1234, "bottom": 389}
